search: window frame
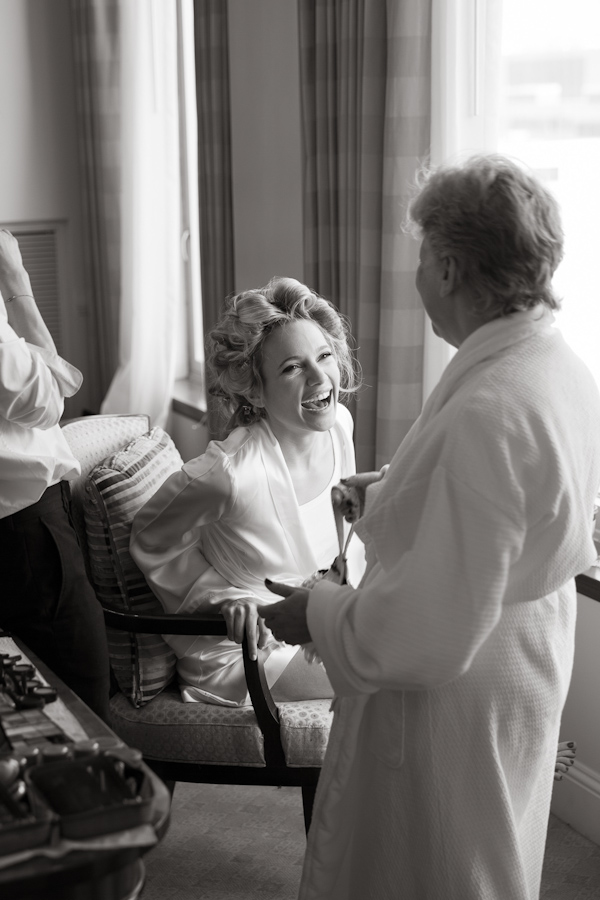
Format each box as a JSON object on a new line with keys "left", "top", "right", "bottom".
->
{"left": 176, "top": 0, "right": 204, "bottom": 388}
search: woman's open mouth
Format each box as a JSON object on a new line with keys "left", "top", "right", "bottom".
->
{"left": 301, "top": 390, "right": 332, "bottom": 411}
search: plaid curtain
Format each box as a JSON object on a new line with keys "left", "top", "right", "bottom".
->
{"left": 299, "top": 0, "right": 431, "bottom": 469}
{"left": 70, "top": 0, "right": 121, "bottom": 408}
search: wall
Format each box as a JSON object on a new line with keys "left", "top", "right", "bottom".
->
{"left": 0, "top": 0, "right": 92, "bottom": 416}
{"left": 228, "top": 0, "right": 303, "bottom": 290}
{"left": 551, "top": 592, "right": 600, "bottom": 843}
{"left": 167, "top": 410, "right": 209, "bottom": 463}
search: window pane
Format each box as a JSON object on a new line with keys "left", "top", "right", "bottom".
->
{"left": 499, "top": 0, "right": 600, "bottom": 386}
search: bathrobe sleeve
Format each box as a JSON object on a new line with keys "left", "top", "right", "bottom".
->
{"left": 307, "top": 461, "right": 527, "bottom": 696}
{"left": 130, "top": 442, "right": 258, "bottom": 616}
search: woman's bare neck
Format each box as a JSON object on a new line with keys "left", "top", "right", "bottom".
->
{"left": 272, "top": 428, "right": 334, "bottom": 504}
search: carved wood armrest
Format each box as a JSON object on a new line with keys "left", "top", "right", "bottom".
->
{"left": 102, "top": 607, "right": 285, "bottom": 766}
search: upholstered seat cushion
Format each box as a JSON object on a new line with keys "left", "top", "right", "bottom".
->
{"left": 109, "top": 687, "right": 332, "bottom": 768}
{"left": 278, "top": 699, "right": 333, "bottom": 767}
{"left": 83, "top": 428, "right": 184, "bottom": 707}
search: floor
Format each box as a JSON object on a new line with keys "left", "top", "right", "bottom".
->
{"left": 542, "top": 815, "right": 600, "bottom": 899}
{"left": 140, "top": 782, "right": 600, "bottom": 900}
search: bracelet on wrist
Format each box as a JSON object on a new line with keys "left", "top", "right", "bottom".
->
{"left": 5, "top": 294, "right": 34, "bottom": 303}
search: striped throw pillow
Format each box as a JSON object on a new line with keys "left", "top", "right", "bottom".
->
{"left": 83, "top": 428, "right": 183, "bottom": 707}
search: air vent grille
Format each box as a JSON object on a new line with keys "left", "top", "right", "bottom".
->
{"left": 2, "top": 225, "right": 63, "bottom": 355}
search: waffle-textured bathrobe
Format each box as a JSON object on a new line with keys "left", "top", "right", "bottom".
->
{"left": 302, "top": 309, "right": 600, "bottom": 900}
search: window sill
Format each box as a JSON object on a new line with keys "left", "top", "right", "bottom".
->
{"left": 171, "top": 378, "right": 207, "bottom": 424}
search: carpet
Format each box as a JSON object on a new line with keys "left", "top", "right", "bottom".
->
{"left": 141, "top": 783, "right": 600, "bottom": 900}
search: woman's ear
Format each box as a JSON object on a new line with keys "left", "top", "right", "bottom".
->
{"left": 440, "top": 256, "right": 459, "bottom": 298}
{"left": 246, "top": 391, "right": 265, "bottom": 410}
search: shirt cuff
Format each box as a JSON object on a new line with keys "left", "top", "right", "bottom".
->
{"left": 26, "top": 342, "right": 83, "bottom": 398}
{"left": 0, "top": 319, "right": 19, "bottom": 343}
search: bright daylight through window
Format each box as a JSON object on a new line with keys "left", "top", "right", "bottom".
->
{"left": 499, "top": 1, "right": 600, "bottom": 387}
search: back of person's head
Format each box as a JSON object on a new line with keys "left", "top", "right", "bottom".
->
{"left": 207, "top": 276, "right": 360, "bottom": 433}
{"left": 407, "top": 154, "right": 564, "bottom": 317}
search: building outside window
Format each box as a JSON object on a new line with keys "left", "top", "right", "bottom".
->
{"left": 499, "top": 0, "right": 600, "bottom": 387}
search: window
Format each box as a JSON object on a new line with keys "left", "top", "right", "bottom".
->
{"left": 176, "top": 0, "right": 204, "bottom": 386}
{"left": 499, "top": 0, "right": 600, "bottom": 387}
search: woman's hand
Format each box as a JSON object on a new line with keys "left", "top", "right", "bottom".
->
{"left": 220, "top": 597, "right": 272, "bottom": 661}
{"left": 257, "top": 581, "right": 312, "bottom": 645}
{"left": 332, "top": 465, "right": 389, "bottom": 523}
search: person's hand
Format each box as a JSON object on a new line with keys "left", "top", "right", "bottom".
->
{"left": 331, "top": 465, "right": 389, "bottom": 523}
{"left": 0, "top": 230, "right": 29, "bottom": 300}
{"left": 220, "top": 597, "right": 272, "bottom": 661}
{"left": 257, "top": 581, "right": 312, "bottom": 645}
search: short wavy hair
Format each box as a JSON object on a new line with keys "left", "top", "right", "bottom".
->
{"left": 406, "top": 154, "right": 564, "bottom": 316}
{"left": 206, "top": 276, "right": 361, "bottom": 432}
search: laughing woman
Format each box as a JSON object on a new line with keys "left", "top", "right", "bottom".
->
{"left": 129, "top": 277, "right": 365, "bottom": 707}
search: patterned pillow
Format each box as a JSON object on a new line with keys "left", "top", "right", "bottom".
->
{"left": 83, "top": 428, "right": 183, "bottom": 707}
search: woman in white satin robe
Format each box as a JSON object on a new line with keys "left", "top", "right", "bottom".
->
{"left": 130, "top": 277, "right": 365, "bottom": 707}
{"left": 262, "top": 157, "right": 600, "bottom": 899}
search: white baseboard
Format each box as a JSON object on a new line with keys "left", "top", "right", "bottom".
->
{"left": 551, "top": 760, "right": 600, "bottom": 845}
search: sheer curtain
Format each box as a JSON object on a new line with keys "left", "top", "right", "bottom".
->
{"left": 71, "top": 0, "right": 184, "bottom": 427}
{"left": 299, "top": 0, "right": 431, "bottom": 469}
{"left": 424, "top": 0, "right": 503, "bottom": 399}
{"left": 100, "top": 0, "right": 182, "bottom": 427}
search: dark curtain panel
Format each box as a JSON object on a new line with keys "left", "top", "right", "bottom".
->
{"left": 194, "top": 0, "right": 235, "bottom": 337}
{"left": 70, "top": 0, "right": 122, "bottom": 409}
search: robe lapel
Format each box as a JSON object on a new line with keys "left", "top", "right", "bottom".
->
{"left": 423, "top": 306, "right": 554, "bottom": 423}
{"left": 255, "top": 420, "right": 320, "bottom": 574}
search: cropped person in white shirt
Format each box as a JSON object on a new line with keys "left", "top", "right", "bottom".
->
{"left": 130, "top": 277, "right": 367, "bottom": 707}
{"left": 0, "top": 230, "right": 110, "bottom": 720}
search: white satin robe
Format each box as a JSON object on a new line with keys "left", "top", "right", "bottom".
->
{"left": 301, "top": 309, "right": 600, "bottom": 899}
{"left": 130, "top": 404, "right": 360, "bottom": 706}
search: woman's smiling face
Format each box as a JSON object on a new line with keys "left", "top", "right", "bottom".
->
{"left": 256, "top": 318, "right": 340, "bottom": 441}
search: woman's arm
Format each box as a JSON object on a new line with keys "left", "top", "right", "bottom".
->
{"left": 130, "top": 446, "right": 271, "bottom": 659}
{"left": 0, "top": 232, "right": 82, "bottom": 428}
{"left": 131, "top": 446, "right": 244, "bottom": 612}
{"left": 0, "top": 230, "right": 57, "bottom": 353}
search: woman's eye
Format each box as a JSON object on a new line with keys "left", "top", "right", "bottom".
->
{"left": 282, "top": 364, "right": 299, "bottom": 373}
{"left": 320, "top": 352, "right": 333, "bottom": 361}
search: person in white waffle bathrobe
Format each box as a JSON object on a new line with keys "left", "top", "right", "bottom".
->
{"left": 262, "top": 155, "right": 600, "bottom": 900}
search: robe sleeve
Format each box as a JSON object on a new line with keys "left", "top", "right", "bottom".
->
{"left": 130, "top": 443, "right": 259, "bottom": 615}
{"left": 306, "top": 464, "right": 527, "bottom": 696}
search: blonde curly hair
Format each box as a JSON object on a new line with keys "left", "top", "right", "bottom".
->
{"left": 206, "top": 276, "right": 361, "bottom": 433}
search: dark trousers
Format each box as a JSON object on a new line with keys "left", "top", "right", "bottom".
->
{"left": 1, "top": 482, "right": 110, "bottom": 722}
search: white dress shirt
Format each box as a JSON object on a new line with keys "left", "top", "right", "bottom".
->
{"left": 0, "top": 319, "right": 82, "bottom": 518}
